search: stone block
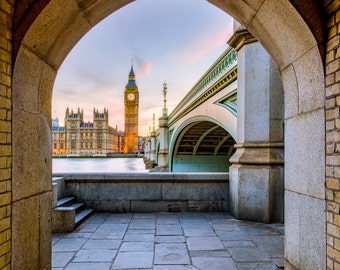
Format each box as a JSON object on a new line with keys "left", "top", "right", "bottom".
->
{"left": 187, "top": 201, "right": 227, "bottom": 212}
{"left": 294, "top": 46, "right": 325, "bottom": 114}
{"left": 67, "top": 182, "right": 162, "bottom": 201}
{"left": 162, "top": 183, "right": 228, "bottom": 200}
{"left": 38, "top": 63, "right": 56, "bottom": 119}
{"left": 210, "top": 0, "right": 260, "bottom": 29}
{"left": 23, "top": 0, "right": 91, "bottom": 68}
{"left": 82, "top": 0, "right": 131, "bottom": 26}
{"left": 12, "top": 196, "right": 40, "bottom": 270}
{"left": 285, "top": 109, "right": 325, "bottom": 199}
{"left": 40, "top": 192, "right": 52, "bottom": 269}
{"left": 89, "top": 200, "right": 131, "bottom": 212}
{"left": 13, "top": 47, "right": 44, "bottom": 113}
{"left": 236, "top": 42, "right": 283, "bottom": 143}
{"left": 285, "top": 191, "right": 326, "bottom": 270}
{"left": 12, "top": 110, "right": 51, "bottom": 200}
{"left": 131, "top": 201, "right": 187, "bottom": 213}
{"left": 229, "top": 164, "right": 283, "bottom": 223}
{"left": 299, "top": 195, "right": 326, "bottom": 270}
{"left": 52, "top": 208, "right": 75, "bottom": 233}
{"left": 248, "top": 0, "right": 317, "bottom": 70}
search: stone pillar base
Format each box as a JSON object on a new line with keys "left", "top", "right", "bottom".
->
{"left": 229, "top": 143, "right": 284, "bottom": 223}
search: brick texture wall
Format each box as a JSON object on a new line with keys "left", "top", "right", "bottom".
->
{"left": 325, "top": 0, "right": 340, "bottom": 269}
{"left": 0, "top": 1, "right": 12, "bottom": 269}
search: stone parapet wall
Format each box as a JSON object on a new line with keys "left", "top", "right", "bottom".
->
{"left": 0, "top": 1, "right": 12, "bottom": 269}
{"left": 325, "top": 0, "right": 340, "bottom": 269}
{"left": 54, "top": 173, "right": 229, "bottom": 213}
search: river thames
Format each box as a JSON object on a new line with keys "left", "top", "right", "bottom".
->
{"left": 52, "top": 157, "right": 148, "bottom": 173}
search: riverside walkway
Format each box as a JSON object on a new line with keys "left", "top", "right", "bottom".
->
{"left": 52, "top": 212, "right": 284, "bottom": 270}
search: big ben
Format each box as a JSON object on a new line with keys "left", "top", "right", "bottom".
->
{"left": 124, "top": 64, "right": 139, "bottom": 153}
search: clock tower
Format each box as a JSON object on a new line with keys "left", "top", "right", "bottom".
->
{"left": 124, "top": 64, "right": 139, "bottom": 154}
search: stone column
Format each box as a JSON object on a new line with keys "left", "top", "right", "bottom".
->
{"left": 145, "top": 131, "right": 157, "bottom": 169}
{"left": 228, "top": 25, "right": 284, "bottom": 223}
{"left": 157, "top": 116, "right": 169, "bottom": 170}
{"left": 150, "top": 131, "right": 156, "bottom": 164}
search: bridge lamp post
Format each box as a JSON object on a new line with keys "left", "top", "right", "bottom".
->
{"left": 162, "top": 81, "right": 168, "bottom": 117}
{"left": 156, "top": 81, "right": 169, "bottom": 171}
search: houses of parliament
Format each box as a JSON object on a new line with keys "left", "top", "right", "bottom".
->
{"left": 52, "top": 65, "right": 141, "bottom": 156}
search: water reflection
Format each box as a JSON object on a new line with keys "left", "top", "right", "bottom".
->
{"left": 52, "top": 158, "right": 147, "bottom": 173}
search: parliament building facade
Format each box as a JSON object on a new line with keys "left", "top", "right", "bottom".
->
{"left": 52, "top": 65, "right": 140, "bottom": 156}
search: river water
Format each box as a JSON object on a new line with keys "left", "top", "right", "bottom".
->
{"left": 52, "top": 157, "right": 148, "bottom": 173}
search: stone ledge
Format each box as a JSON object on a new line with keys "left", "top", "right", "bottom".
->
{"left": 53, "top": 173, "right": 229, "bottom": 213}
{"left": 53, "top": 172, "right": 229, "bottom": 182}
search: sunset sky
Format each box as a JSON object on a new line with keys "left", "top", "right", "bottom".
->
{"left": 52, "top": 0, "right": 233, "bottom": 136}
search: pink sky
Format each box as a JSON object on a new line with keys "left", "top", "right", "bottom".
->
{"left": 52, "top": 0, "right": 233, "bottom": 136}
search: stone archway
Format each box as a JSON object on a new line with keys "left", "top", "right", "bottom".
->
{"left": 11, "top": 1, "right": 326, "bottom": 269}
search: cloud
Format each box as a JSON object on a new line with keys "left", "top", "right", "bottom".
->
{"left": 174, "top": 24, "right": 233, "bottom": 65}
{"left": 134, "top": 55, "right": 152, "bottom": 77}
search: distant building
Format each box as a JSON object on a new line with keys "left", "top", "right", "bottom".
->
{"left": 52, "top": 63, "right": 143, "bottom": 156}
{"left": 124, "top": 64, "right": 139, "bottom": 153}
{"left": 52, "top": 118, "right": 66, "bottom": 155}
{"left": 52, "top": 108, "right": 124, "bottom": 156}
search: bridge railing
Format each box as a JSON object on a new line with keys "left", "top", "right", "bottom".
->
{"left": 168, "top": 47, "right": 237, "bottom": 123}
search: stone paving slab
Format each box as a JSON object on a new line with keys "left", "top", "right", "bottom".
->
{"left": 82, "top": 239, "right": 121, "bottom": 250}
{"left": 120, "top": 241, "right": 154, "bottom": 251}
{"left": 73, "top": 249, "right": 117, "bottom": 262}
{"left": 154, "top": 243, "right": 190, "bottom": 265}
{"left": 64, "top": 262, "right": 111, "bottom": 270}
{"left": 112, "top": 251, "right": 154, "bottom": 269}
{"left": 52, "top": 212, "right": 284, "bottom": 269}
{"left": 186, "top": 236, "right": 225, "bottom": 251}
{"left": 236, "top": 261, "right": 274, "bottom": 270}
{"left": 52, "top": 252, "right": 75, "bottom": 268}
{"left": 155, "top": 235, "right": 186, "bottom": 243}
{"left": 157, "top": 225, "right": 183, "bottom": 235}
{"left": 154, "top": 266, "right": 198, "bottom": 270}
{"left": 183, "top": 228, "right": 216, "bottom": 237}
{"left": 228, "top": 247, "right": 271, "bottom": 262}
{"left": 192, "top": 257, "right": 238, "bottom": 270}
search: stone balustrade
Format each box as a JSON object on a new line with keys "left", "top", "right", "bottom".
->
{"left": 52, "top": 173, "right": 229, "bottom": 213}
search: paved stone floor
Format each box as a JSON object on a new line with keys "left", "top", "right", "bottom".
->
{"left": 52, "top": 212, "right": 284, "bottom": 270}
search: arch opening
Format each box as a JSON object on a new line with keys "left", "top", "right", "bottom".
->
{"left": 172, "top": 121, "right": 235, "bottom": 172}
{"left": 11, "top": 0, "right": 327, "bottom": 269}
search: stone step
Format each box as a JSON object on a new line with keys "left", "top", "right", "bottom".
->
{"left": 52, "top": 197, "right": 94, "bottom": 232}
{"left": 56, "top": 196, "right": 76, "bottom": 207}
{"left": 75, "top": 209, "right": 94, "bottom": 225}
{"left": 55, "top": 202, "right": 85, "bottom": 213}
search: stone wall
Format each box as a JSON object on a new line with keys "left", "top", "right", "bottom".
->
{"left": 325, "top": 1, "right": 340, "bottom": 269}
{"left": 56, "top": 173, "right": 229, "bottom": 213}
{"left": 0, "top": 1, "right": 12, "bottom": 269}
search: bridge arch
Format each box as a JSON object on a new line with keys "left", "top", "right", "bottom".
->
{"left": 11, "top": 0, "right": 326, "bottom": 269}
{"left": 169, "top": 115, "right": 236, "bottom": 171}
{"left": 170, "top": 118, "right": 236, "bottom": 172}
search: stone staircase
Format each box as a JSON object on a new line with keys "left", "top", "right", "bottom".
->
{"left": 52, "top": 196, "right": 94, "bottom": 232}
{"left": 52, "top": 177, "right": 94, "bottom": 232}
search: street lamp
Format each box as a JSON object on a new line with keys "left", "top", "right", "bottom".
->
{"left": 162, "top": 81, "right": 168, "bottom": 117}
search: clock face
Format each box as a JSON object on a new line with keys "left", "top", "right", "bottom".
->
{"left": 127, "top": 93, "right": 135, "bottom": 101}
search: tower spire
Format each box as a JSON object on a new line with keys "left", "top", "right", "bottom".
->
{"left": 127, "top": 60, "right": 136, "bottom": 87}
